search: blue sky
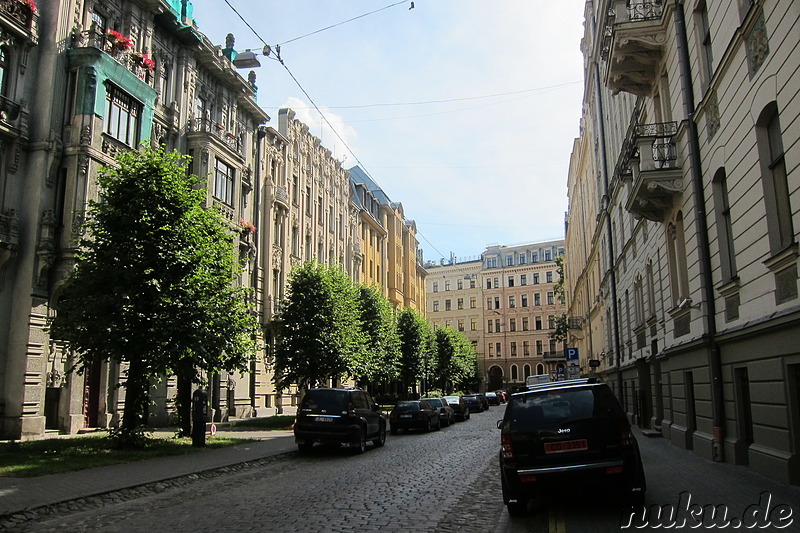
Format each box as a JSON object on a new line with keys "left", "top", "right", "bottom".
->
{"left": 189, "top": 1, "right": 585, "bottom": 263}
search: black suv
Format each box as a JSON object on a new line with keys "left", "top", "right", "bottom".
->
{"left": 294, "top": 388, "right": 387, "bottom": 453}
{"left": 497, "top": 379, "right": 646, "bottom": 515}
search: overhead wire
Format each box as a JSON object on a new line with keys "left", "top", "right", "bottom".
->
{"left": 217, "top": 0, "right": 490, "bottom": 266}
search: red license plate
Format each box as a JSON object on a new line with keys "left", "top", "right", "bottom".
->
{"left": 544, "top": 439, "right": 588, "bottom": 454}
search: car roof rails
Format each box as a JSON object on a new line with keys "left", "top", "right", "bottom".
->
{"left": 514, "top": 377, "right": 599, "bottom": 393}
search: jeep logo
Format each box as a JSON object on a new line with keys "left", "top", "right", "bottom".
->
{"left": 558, "top": 428, "right": 571, "bottom": 434}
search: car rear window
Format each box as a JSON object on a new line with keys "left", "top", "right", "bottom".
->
{"left": 300, "top": 390, "right": 348, "bottom": 412}
{"left": 425, "top": 399, "right": 443, "bottom": 408}
{"left": 507, "top": 386, "right": 625, "bottom": 430}
{"left": 395, "top": 402, "right": 421, "bottom": 413}
{"left": 444, "top": 397, "right": 459, "bottom": 404}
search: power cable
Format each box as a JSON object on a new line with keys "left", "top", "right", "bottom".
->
{"left": 279, "top": 1, "right": 409, "bottom": 46}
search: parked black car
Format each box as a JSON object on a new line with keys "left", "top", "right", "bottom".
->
{"left": 497, "top": 378, "right": 646, "bottom": 516}
{"left": 389, "top": 400, "right": 441, "bottom": 434}
{"left": 294, "top": 388, "right": 387, "bottom": 453}
{"left": 462, "top": 394, "right": 484, "bottom": 413}
{"left": 485, "top": 392, "right": 501, "bottom": 406}
{"left": 444, "top": 395, "right": 470, "bottom": 421}
{"left": 422, "top": 397, "right": 455, "bottom": 426}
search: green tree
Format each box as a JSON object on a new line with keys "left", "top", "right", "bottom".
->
{"left": 433, "top": 328, "right": 477, "bottom": 394}
{"left": 353, "top": 286, "right": 400, "bottom": 387}
{"left": 553, "top": 255, "right": 566, "bottom": 304}
{"left": 49, "top": 145, "right": 260, "bottom": 446}
{"left": 396, "top": 308, "right": 432, "bottom": 394}
{"left": 273, "top": 262, "right": 366, "bottom": 391}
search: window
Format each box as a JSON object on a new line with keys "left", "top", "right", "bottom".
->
{"left": 510, "top": 342, "right": 517, "bottom": 356}
{"left": 509, "top": 295, "right": 515, "bottom": 308}
{"left": 521, "top": 294, "right": 528, "bottom": 307}
{"left": 509, "top": 318, "right": 516, "bottom": 332}
{"left": 470, "top": 297, "right": 476, "bottom": 308}
{"left": 546, "top": 271, "right": 553, "bottom": 283}
{"left": 445, "top": 281, "right": 451, "bottom": 291}
{"left": 470, "top": 279, "right": 476, "bottom": 289}
{"left": 511, "top": 365, "right": 518, "bottom": 381}
{"left": 548, "top": 315, "right": 555, "bottom": 329}
{"left": 471, "top": 319, "right": 477, "bottom": 331}
{"left": 457, "top": 279, "right": 463, "bottom": 290}
{"left": 496, "top": 343, "right": 502, "bottom": 356}
{"left": 457, "top": 298, "right": 464, "bottom": 310}
{"left": 549, "top": 339, "right": 557, "bottom": 353}
{"left": 667, "top": 213, "right": 690, "bottom": 306}
{"left": 545, "top": 250, "right": 552, "bottom": 261}
{"left": 523, "top": 341, "right": 530, "bottom": 356}
{"left": 104, "top": 84, "right": 141, "bottom": 146}
{"left": 532, "top": 252, "right": 539, "bottom": 263}
{"left": 519, "top": 255, "right": 526, "bottom": 265}
{"left": 757, "top": 103, "right": 794, "bottom": 254}
{"left": 445, "top": 299, "right": 451, "bottom": 311}
{"left": 508, "top": 276, "right": 514, "bottom": 287}
{"left": 536, "top": 340, "right": 543, "bottom": 355}
{"left": 486, "top": 279, "right": 492, "bottom": 289}
{"left": 547, "top": 292, "right": 554, "bottom": 305}
{"left": 695, "top": 1, "right": 713, "bottom": 89}
{"left": 495, "top": 319, "right": 501, "bottom": 332}
{"left": 213, "top": 158, "right": 234, "bottom": 205}
{"left": 458, "top": 319, "right": 464, "bottom": 332}
{"left": 494, "top": 297, "right": 500, "bottom": 309}
{"left": 533, "top": 273, "right": 540, "bottom": 284}
{"left": 534, "top": 293, "right": 541, "bottom": 306}
{"left": 433, "top": 281, "right": 439, "bottom": 293}
{"left": 487, "top": 320, "right": 493, "bottom": 333}
{"left": 507, "top": 255, "right": 514, "bottom": 266}
{"left": 522, "top": 317, "right": 529, "bottom": 331}
{"left": 488, "top": 344, "right": 494, "bottom": 357}
{"left": 486, "top": 298, "right": 492, "bottom": 310}
{"left": 520, "top": 274, "right": 527, "bottom": 285}
{"left": 493, "top": 277, "right": 499, "bottom": 289}
{"left": 713, "top": 169, "right": 737, "bottom": 282}
{"left": 535, "top": 317, "right": 542, "bottom": 330}
{"left": 433, "top": 301, "right": 439, "bottom": 312}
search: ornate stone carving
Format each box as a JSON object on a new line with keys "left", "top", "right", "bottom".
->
{"left": 706, "top": 91, "right": 720, "bottom": 139}
{"left": 746, "top": 11, "right": 769, "bottom": 76}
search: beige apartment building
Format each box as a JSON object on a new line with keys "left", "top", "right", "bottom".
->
{"left": 425, "top": 241, "right": 566, "bottom": 392}
{"left": 565, "top": 0, "right": 800, "bottom": 483}
{"left": 0, "top": 0, "right": 426, "bottom": 440}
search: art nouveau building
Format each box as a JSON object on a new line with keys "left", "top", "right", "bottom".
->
{"left": 565, "top": 0, "right": 800, "bottom": 483}
{"left": 425, "top": 241, "right": 566, "bottom": 392}
{"left": 0, "top": 0, "right": 424, "bottom": 440}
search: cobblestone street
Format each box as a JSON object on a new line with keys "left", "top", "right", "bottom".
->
{"left": 17, "top": 410, "right": 508, "bottom": 533}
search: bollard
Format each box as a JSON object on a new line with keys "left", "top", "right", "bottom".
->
{"left": 191, "top": 389, "right": 208, "bottom": 447}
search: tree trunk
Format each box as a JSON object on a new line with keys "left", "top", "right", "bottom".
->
{"left": 176, "top": 373, "right": 192, "bottom": 437}
{"left": 119, "top": 357, "right": 149, "bottom": 447}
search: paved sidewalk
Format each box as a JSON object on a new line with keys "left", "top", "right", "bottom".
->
{"left": 0, "top": 427, "right": 296, "bottom": 517}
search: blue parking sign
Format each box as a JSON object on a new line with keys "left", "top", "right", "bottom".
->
{"left": 566, "top": 348, "right": 579, "bottom": 361}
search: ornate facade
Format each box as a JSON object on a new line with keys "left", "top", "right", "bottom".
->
{"left": 565, "top": 0, "right": 800, "bottom": 483}
{"left": 0, "top": 0, "right": 425, "bottom": 440}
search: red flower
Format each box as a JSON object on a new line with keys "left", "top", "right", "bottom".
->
{"left": 17, "top": 0, "right": 36, "bottom": 13}
{"left": 106, "top": 30, "right": 133, "bottom": 51}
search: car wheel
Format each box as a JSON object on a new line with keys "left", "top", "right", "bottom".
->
{"left": 354, "top": 429, "right": 367, "bottom": 454}
{"left": 373, "top": 425, "right": 386, "bottom": 447}
{"left": 297, "top": 441, "right": 313, "bottom": 454}
{"left": 435, "top": 417, "right": 442, "bottom": 431}
{"left": 425, "top": 419, "right": 432, "bottom": 432}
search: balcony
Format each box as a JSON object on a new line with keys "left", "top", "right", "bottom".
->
{"left": 602, "top": 0, "right": 669, "bottom": 96}
{"left": 70, "top": 28, "right": 155, "bottom": 85}
{"left": 624, "top": 121, "right": 683, "bottom": 222}
{"left": 0, "top": 209, "right": 19, "bottom": 275}
{"left": 188, "top": 118, "right": 243, "bottom": 157}
{"left": 0, "top": 0, "right": 37, "bottom": 44}
{"left": 273, "top": 185, "right": 290, "bottom": 210}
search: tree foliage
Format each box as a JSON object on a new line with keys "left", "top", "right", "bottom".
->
{"left": 396, "top": 308, "right": 434, "bottom": 392}
{"left": 273, "top": 262, "right": 366, "bottom": 390}
{"left": 49, "top": 145, "right": 260, "bottom": 446}
{"left": 432, "top": 328, "right": 477, "bottom": 394}
{"left": 352, "top": 286, "right": 400, "bottom": 386}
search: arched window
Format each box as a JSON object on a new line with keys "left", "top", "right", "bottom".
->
{"left": 511, "top": 365, "right": 518, "bottom": 381}
{"left": 536, "top": 363, "right": 545, "bottom": 375}
{"left": 524, "top": 364, "right": 531, "bottom": 379}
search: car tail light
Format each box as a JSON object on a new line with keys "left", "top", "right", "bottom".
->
{"left": 606, "top": 465, "right": 624, "bottom": 475}
{"left": 440, "top": 407, "right": 446, "bottom": 414}
{"left": 619, "top": 421, "right": 634, "bottom": 447}
{"left": 501, "top": 434, "right": 515, "bottom": 460}
{"left": 418, "top": 411, "right": 426, "bottom": 419}
{"left": 520, "top": 474, "right": 537, "bottom": 483}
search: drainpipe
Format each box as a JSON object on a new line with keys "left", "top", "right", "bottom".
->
{"left": 591, "top": 10, "right": 624, "bottom": 407}
{"left": 250, "top": 125, "right": 268, "bottom": 413}
{"left": 674, "top": 1, "right": 724, "bottom": 461}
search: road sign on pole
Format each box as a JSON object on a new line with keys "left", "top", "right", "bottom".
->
{"left": 565, "top": 347, "right": 579, "bottom": 361}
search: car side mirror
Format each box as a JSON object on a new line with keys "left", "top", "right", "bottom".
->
{"left": 496, "top": 420, "right": 503, "bottom": 430}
